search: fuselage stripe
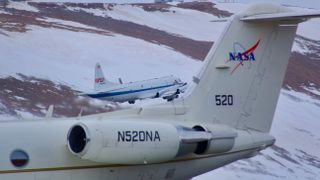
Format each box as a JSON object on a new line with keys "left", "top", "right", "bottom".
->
{"left": 87, "top": 83, "right": 181, "bottom": 98}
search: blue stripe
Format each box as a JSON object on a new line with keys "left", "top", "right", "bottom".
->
{"left": 87, "top": 84, "right": 175, "bottom": 98}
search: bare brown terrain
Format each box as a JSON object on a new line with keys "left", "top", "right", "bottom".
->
{"left": 177, "top": 1, "right": 232, "bottom": 17}
{"left": 0, "top": 74, "right": 118, "bottom": 117}
{"left": 0, "top": 1, "right": 319, "bottom": 118}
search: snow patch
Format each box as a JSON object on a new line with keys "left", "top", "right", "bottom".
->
{"left": 32, "top": 0, "right": 153, "bottom": 3}
{"left": 0, "top": 10, "right": 12, "bottom": 15}
{"left": 0, "top": 26, "right": 201, "bottom": 92}
{"left": 297, "top": 18, "right": 320, "bottom": 41}
{"left": 4, "top": 89, "right": 12, "bottom": 93}
{"left": 292, "top": 36, "right": 320, "bottom": 55}
{"left": 14, "top": 96, "right": 27, "bottom": 101}
{"left": 7, "top": 1, "right": 40, "bottom": 13}
{"left": 42, "top": 17, "right": 102, "bottom": 30}
{"left": 66, "top": 6, "right": 107, "bottom": 17}
{"left": 35, "top": 103, "right": 46, "bottom": 109}
{"left": 303, "top": 86, "right": 320, "bottom": 96}
{"left": 109, "top": 5, "right": 224, "bottom": 41}
{"left": 214, "top": 2, "right": 247, "bottom": 14}
{"left": 66, "top": 4, "right": 224, "bottom": 41}
{"left": 15, "top": 110, "right": 38, "bottom": 119}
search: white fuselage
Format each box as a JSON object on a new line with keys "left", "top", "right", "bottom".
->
{"left": 87, "top": 76, "right": 184, "bottom": 102}
{"left": 0, "top": 110, "right": 273, "bottom": 180}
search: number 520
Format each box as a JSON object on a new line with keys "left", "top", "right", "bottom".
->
{"left": 215, "top": 95, "right": 233, "bottom": 106}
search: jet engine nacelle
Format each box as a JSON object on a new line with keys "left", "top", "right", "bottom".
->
{"left": 67, "top": 121, "right": 238, "bottom": 164}
{"left": 67, "top": 120, "right": 202, "bottom": 164}
{"left": 192, "top": 125, "right": 237, "bottom": 155}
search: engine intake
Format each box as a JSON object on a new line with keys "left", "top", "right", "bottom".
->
{"left": 68, "top": 124, "right": 89, "bottom": 155}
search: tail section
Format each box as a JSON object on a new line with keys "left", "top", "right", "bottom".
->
{"left": 184, "top": 4, "right": 320, "bottom": 133}
{"left": 94, "top": 63, "right": 118, "bottom": 91}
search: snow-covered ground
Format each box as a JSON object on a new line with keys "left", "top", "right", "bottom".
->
{"left": 28, "top": 0, "right": 320, "bottom": 10}
{"left": 0, "top": 26, "right": 201, "bottom": 92}
{"left": 67, "top": 4, "right": 223, "bottom": 41}
{"left": 297, "top": 18, "right": 320, "bottom": 41}
{"left": 194, "top": 89, "right": 320, "bottom": 180}
{"left": 7, "top": 1, "right": 40, "bottom": 12}
{"left": 30, "top": 0, "right": 154, "bottom": 3}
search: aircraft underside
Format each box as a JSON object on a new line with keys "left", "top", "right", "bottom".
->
{"left": 0, "top": 149, "right": 254, "bottom": 180}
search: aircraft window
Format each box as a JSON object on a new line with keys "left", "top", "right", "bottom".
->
{"left": 10, "top": 149, "right": 29, "bottom": 168}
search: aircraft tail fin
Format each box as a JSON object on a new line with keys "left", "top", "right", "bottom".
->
{"left": 184, "top": 4, "right": 320, "bottom": 133}
{"left": 94, "top": 63, "right": 118, "bottom": 91}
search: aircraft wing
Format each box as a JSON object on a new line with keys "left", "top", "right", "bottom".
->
{"left": 159, "top": 83, "right": 188, "bottom": 97}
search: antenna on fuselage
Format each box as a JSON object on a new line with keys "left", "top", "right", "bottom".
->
{"left": 118, "top": 78, "right": 123, "bottom": 84}
{"left": 78, "top": 108, "right": 83, "bottom": 118}
{"left": 45, "top": 105, "right": 54, "bottom": 118}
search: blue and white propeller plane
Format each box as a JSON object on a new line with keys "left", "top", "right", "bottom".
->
{"left": 84, "top": 63, "right": 187, "bottom": 104}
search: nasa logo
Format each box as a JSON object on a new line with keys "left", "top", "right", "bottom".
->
{"left": 229, "top": 52, "right": 255, "bottom": 61}
{"left": 227, "top": 39, "right": 260, "bottom": 74}
{"left": 95, "top": 77, "right": 105, "bottom": 84}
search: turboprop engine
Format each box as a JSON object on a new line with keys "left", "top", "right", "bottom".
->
{"left": 67, "top": 120, "right": 237, "bottom": 164}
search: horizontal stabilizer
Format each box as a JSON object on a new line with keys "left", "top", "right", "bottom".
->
{"left": 241, "top": 11, "right": 320, "bottom": 22}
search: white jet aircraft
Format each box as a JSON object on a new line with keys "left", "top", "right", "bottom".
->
{"left": 1, "top": 4, "right": 319, "bottom": 180}
{"left": 84, "top": 63, "right": 187, "bottom": 104}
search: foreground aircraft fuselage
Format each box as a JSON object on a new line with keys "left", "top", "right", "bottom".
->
{"left": 0, "top": 113, "right": 272, "bottom": 180}
{"left": 2, "top": 4, "right": 319, "bottom": 180}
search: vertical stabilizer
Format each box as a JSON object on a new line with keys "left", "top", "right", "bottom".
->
{"left": 94, "top": 63, "right": 118, "bottom": 91}
{"left": 184, "top": 4, "right": 320, "bottom": 132}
